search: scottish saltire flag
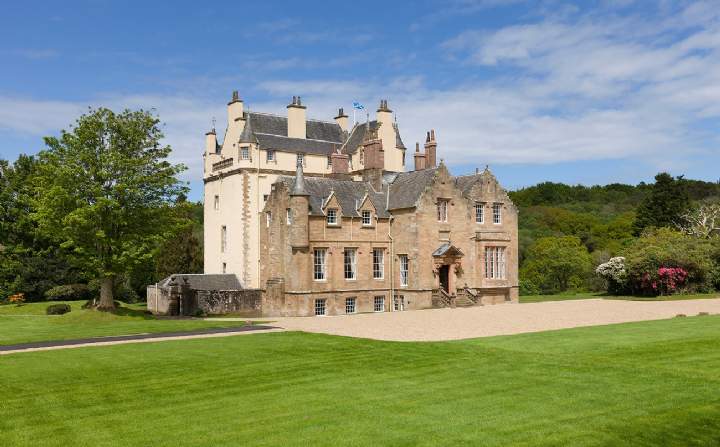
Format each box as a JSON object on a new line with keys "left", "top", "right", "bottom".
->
{"left": 352, "top": 101, "right": 365, "bottom": 110}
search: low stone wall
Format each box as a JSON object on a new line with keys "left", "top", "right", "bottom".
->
{"left": 195, "top": 290, "right": 262, "bottom": 317}
{"left": 147, "top": 285, "right": 262, "bottom": 317}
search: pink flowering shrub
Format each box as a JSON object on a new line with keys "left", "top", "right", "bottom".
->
{"left": 640, "top": 267, "right": 688, "bottom": 295}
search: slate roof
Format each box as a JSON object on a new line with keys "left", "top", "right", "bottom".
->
{"left": 278, "top": 176, "right": 390, "bottom": 218}
{"left": 432, "top": 243, "right": 464, "bottom": 257}
{"left": 255, "top": 133, "right": 340, "bottom": 155}
{"left": 158, "top": 274, "right": 244, "bottom": 290}
{"left": 248, "top": 112, "right": 344, "bottom": 143}
{"left": 386, "top": 167, "right": 438, "bottom": 210}
{"left": 342, "top": 121, "right": 379, "bottom": 154}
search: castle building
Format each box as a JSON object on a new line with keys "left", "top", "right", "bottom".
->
{"left": 203, "top": 92, "right": 518, "bottom": 316}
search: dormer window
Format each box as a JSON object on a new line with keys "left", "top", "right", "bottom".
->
{"left": 240, "top": 146, "right": 250, "bottom": 160}
{"left": 326, "top": 208, "right": 338, "bottom": 225}
{"left": 361, "top": 210, "right": 372, "bottom": 226}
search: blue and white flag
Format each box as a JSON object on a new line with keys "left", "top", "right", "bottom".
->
{"left": 352, "top": 101, "right": 365, "bottom": 110}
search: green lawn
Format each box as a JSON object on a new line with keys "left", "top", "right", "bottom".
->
{"left": 520, "top": 291, "right": 720, "bottom": 303}
{"left": 1, "top": 316, "right": 719, "bottom": 446}
{"left": 0, "top": 301, "right": 254, "bottom": 346}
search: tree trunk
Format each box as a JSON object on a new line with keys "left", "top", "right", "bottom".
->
{"left": 98, "top": 276, "right": 115, "bottom": 310}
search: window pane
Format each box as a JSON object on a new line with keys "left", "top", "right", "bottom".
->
{"left": 344, "top": 249, "right": 356, "bottom": 280}
{"left": 373, "top": 249, "right": 384, "bottom": 279}
{"left": 399, "top": 255, "right": 409, "bottom": 286}
{"left": 374, "top": 296, "right": 385, "bottom": 312}
{"left": 346, "top": 297, "right": 356, "bottom": 314}
{"left": 314, "top": 299, "right": 326, "bottom": 316}
{"left": 314, "top": 249, "right": 326, "bottom": 280}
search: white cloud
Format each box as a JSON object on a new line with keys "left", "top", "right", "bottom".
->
{"left": 2, "top": 2, "right": 719, "bottom": 186}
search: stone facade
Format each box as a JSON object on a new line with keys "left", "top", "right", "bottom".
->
{"left": 258, "top": 158, "right": 518, "bottom": 317}
{"left": 201, "top": 91, "right": 518, "bottom": 317}
{"left": 203, "top": 94, "right": 407, "bottom": 288}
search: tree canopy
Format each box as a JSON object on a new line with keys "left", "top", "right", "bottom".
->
{"left": 33, "top": 108, "right": 188, "bottom": 309}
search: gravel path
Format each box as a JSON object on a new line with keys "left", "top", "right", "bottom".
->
{"left": 257, "top": 298, "right": 720, "bottom": 341}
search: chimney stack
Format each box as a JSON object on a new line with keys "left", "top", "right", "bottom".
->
{"left": 227, "top": 90, "right": 244, "bottom": 135}
{"left": 334, "top": 107, "right": 349, "bottom": 132}
{"left": 413, "top": 142, "right": 426, "bottom": 171}
{"left": 331, "top": 150, "right": 350, "bottom": 176}
{"left": 287, "top": 96, "right": 307, "bottom": 139}
{"left": 424, "top": 129, "right": 437, "bottom": 168}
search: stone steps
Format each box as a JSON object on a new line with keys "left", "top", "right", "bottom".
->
{"left": 454, "top": 295, "right": 476, "bottom": 307}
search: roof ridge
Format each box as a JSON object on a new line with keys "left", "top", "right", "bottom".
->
{"left": 248, "top": 111, "right": 340, "bottom": 126}
{"left": 254, "top": 132, "right": 342, "bottom": 144}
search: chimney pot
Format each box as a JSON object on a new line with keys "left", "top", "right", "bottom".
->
{"left": 476, "top": 167, "right": 480, "bottom": 174}
{"left": 232, "top": 90, "right": 239, "bottom": 101}
{"left": 431, "top": 129, "right": 435, "bottom": 141}
{"left": 426, "top": 131, "right": 431, "bottom": 142}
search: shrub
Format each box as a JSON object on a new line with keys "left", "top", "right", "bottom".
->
{"left": 596, "top": 257, "right": 629, "bottom": 295}
{"left": 45, "top": 284, "right": 91, "bottom": 301}
{"left": 46, "top": 303, "right": 71, "bottom": 315}
{"left": 622, "top": 228, "right": 715, "bottom": 295}
{"left": 520, "top": 236, "right": 593, "bottom": 294}
{"left": 8, "top": 293, "right": 25, "bottom": 305}
{"left": 519, "top": 279, "right": 541, "bottom": 296}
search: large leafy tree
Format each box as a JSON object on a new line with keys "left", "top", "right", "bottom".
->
{"left": 34, "top": 108, "right": 188, "bottom": 309}
{"left": 520, "top": 236, "right": 592, "bottom": 294}
{"left": 1, "top": 155, "right": 81, "bottom": 301}
{"left": 633, "top": 172, "right": 689, "bottom": 235}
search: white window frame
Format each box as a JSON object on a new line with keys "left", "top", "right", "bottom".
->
{"left": 437, "top": 199, "right": 449, "bottom": 222}
{"left": 313, "top": 248, "right": 327, "bottom": 281}
{"left": 326, "top": 208, "right": 338, "bottom": 225}
{"left": 374, "top": 296, "right": 385, "bottom": 312}
{"left": 399, "top": 254, "right": 409, "bottom": 287}
{"left": 220, "top": 225, "right": 227, "bottom": 253}
{"left": 345, "top": 297, "right": 356, "bottom": 314}
{"left": 484, "top": 246, "right": 506, "bottom": 279}
{"left": 361, "top": 210, "right": 372, "bottom": 226}
{"left": 372, "top": 248, "right": 384, "bottom": 280}
{"left": 314, "top": 299, "right": 326, "bottom": 316}
{"left": 493, "top": 203, "right": 502, "bottom": 224}
{"left": 475, "top": 202, "right": 484, "bottom": 224}
{"left": 266, "top": 211, "right": 272, "bottom": 228}
{"left": 240, "top": 146, "right": 250, "bottom": 160}
{"left": 286, "top": 208, "right": 292, "bottom": 225}
{"left": 394, "top": 295, "right": 405, "bottom": 311}
{"left": 214, "top": 195, "right": 220, "bottom": 211}
{"left": 344, "top": 248, "right": 357, "bottom": 280}
{"left": 266, "top": 150, "right": 275, "bottom": 162}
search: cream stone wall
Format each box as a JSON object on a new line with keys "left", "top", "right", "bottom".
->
{"left": 204, "top": 141, "right": 335, "bottom": 288}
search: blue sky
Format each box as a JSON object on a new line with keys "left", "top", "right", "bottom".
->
{"left": 1, "top": 0, "right": 719, "bottom": 201}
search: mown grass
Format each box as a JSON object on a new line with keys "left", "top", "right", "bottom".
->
{"left": 520, "top": 291, "right": 720, "bottom": 303}
{"left": 0, "top": 301, "right": 253, "bottom": 346}
{"left": 1, "top": 315, "right": 719, "bottom": 446}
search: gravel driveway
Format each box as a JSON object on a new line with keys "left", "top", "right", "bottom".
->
{"left": 263, "top": 298, "right": 720, "bottom": 341}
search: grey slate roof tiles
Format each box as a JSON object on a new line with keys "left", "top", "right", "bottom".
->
{"left": 386, "top": 168, "right": 438, "bottom": 210}
{"left": 278, "top": 176, "right": 390, "bottom": 218}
